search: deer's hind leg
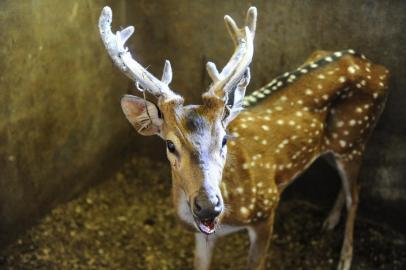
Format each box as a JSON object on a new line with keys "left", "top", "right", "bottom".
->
{"left": 321, "top": 153, "right": 346, "bottom": 231}
{"left": 334, "top": 155, "right": 362, "bottom": 270}
{"left": 323, "top": 187, "right": 346, "bottom": 230}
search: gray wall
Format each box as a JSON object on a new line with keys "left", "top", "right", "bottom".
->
{"left": 0, "top": 0, "right": 405, "bottom": 247}
{"left": 0, "top": 0, "right": 137, "bottom": 246}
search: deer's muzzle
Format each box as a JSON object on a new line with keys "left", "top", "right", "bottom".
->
{"left": 192, "top": 188, "right": 223, "bottom": 234}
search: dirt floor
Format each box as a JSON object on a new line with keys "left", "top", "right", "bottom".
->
{"left": 1, "top": 157, "right": 405, "bottom": 270}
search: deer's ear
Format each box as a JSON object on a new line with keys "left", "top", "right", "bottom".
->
{"left": 121, "top": 95, "right": 163, "bottom": 136}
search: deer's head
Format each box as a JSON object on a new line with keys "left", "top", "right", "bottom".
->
{"left": 99, "top": 6, "right": 257, "bottom": 234}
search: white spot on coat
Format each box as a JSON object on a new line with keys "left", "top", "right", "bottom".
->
{"left": 348, "top": 66, "right": 356, "bottom": 74}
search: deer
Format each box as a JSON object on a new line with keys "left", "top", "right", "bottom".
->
{"left": 98, "top": 5, "right": 389, "bottom": 270}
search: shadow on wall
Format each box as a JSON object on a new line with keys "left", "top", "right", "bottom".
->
{"left": 0, "top": 0, "right": 140, "bottom": 248}
{"left": 0, "top": 0, "right": 405, "bottom": 249}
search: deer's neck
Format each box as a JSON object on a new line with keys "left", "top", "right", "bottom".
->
{"left": 220, "top": 133, "right": 280, "bottom": 225}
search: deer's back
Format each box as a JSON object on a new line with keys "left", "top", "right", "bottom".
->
{"left": 221, "top": 50, "right": 389, "bottom": 225}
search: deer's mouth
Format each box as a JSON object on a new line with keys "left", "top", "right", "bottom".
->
{"left": 194, "top": 217, "right": 217, "bottom": 235}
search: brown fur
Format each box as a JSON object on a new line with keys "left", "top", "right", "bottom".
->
{"left": 214, "top": 51, "right": 389, "bottom": 270}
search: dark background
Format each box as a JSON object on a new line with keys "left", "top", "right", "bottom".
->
{"left": 0, "top": 0, "right": 405, "bottom": 248}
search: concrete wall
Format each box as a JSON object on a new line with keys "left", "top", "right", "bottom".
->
{"left": 1, "top": 0, "right": 405, "bottom": 247}
{"left": 0, "top": 0, "right": 138, "bottom": 246}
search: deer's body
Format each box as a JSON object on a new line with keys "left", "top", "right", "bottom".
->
{"left": 191, "top": 50, "right": 389, "bottom": 270}
{"left": 222, "top": 49, "right": 389, "bottom": 225}
{"left": 99, "top": 7, "right": 389, "bottom": 270}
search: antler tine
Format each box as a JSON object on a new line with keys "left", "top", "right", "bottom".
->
{"left": 98, "top": 6, "right": 182, "bottom": 102}
{"left": 206, "top": 6, "right": 257, "bottom": 99}
{"left": 245, "top": 6, "right": 257, "bottom": 39}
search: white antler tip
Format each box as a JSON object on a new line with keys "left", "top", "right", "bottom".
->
{"left": 162, "top": 60, "right": 173, "bottom": 85}
{"left": 99, "top": 6, "right": 113, "bottom": 34}
{"left": 224, "top": 15, "right": 233, "bottom": 24}
{"left": 246, "top": 7, "right": 257, "bottom": 33}
{"left": 206, "top": 61, "right": 215, "bottom": 68}
{"left": 101, "top": 6, "right": 112, "bottom": 18}
{"left": 248, "top": 6, "right": 257, "bottom": 15}
{"left": 206, "top": 62, "right": 221, "bottom": 82}
{"left": 119, "top": 26, "right": 135, "bottom": 44}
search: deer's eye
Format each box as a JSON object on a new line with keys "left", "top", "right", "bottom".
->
{"left": 221, "top": 136, "right": 228, "bottom": 148}
{"left": 166, "top": 140, "right": 176, "bottom": 153}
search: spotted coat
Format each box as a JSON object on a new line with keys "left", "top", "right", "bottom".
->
{"left": 219, "top": 49, "right": 390, "bottom": 226}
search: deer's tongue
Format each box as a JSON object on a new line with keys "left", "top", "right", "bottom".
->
{"left": 198, "top": 219, "right": 216, "bottom": 235}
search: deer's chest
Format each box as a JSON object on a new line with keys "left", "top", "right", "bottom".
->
{"left": 220, "top": 154, "right": 281, "bottom": 225}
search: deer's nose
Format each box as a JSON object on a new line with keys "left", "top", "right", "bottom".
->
{"left": 193, "top": 191, "right": 223, "bottom": 220}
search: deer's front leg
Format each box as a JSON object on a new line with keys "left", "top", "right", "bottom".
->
{"left": 194, "top": 233, "right": 217, "bottom": 270}
{"left": 246, "top": 212, "right": 275, "bottom": 270}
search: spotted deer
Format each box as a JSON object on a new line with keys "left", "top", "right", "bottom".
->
{"left": 99, "top": 6, "right": 389, "bottom": 270}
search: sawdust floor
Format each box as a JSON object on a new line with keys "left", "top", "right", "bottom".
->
{"left": 1, "top": 157, "right": 405, "bottom": 270}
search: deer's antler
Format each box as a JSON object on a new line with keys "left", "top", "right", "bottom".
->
{"left": 98, "top": 6, "right": 182, "bottom": 102}
{"left": 206, "top": 7, "right": 257, "bottom": 101}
